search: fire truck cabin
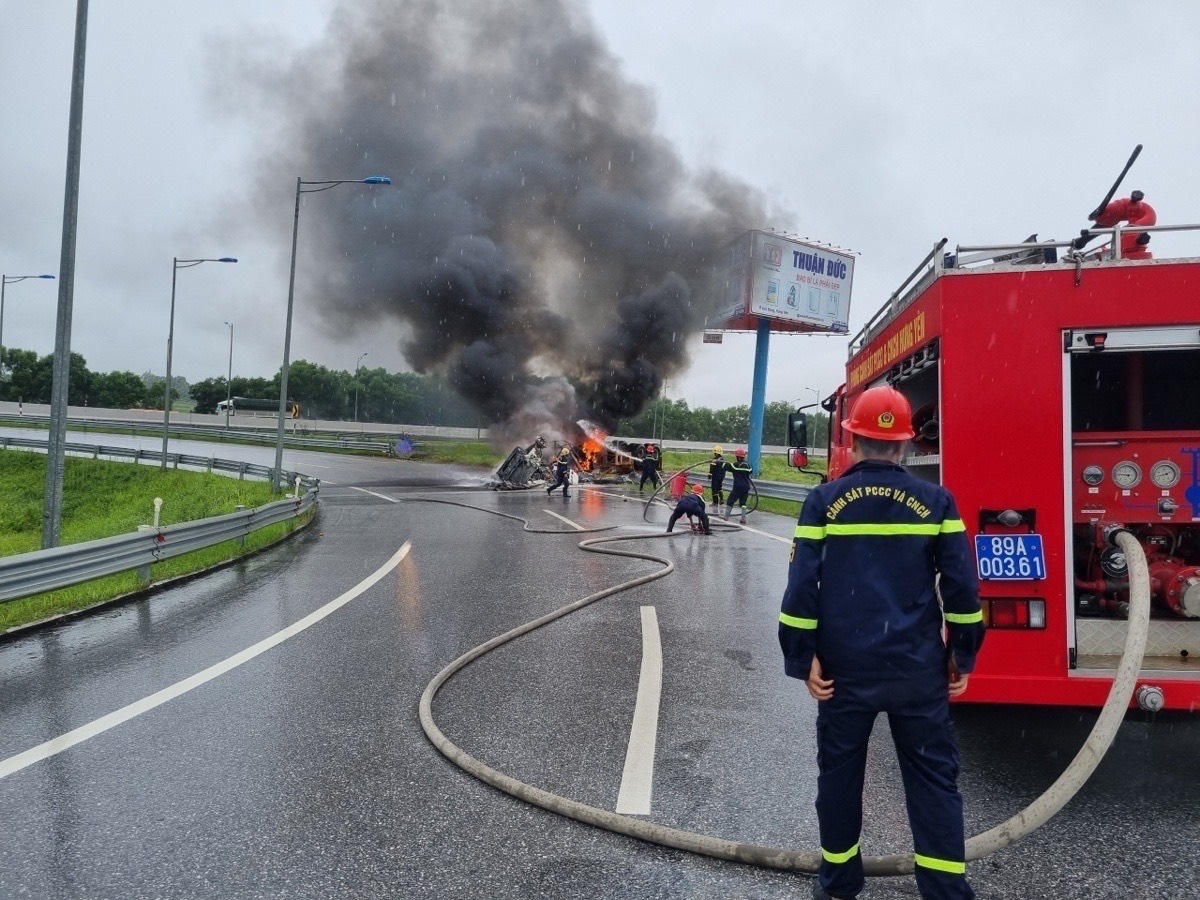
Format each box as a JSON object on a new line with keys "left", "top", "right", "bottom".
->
{"left": 829, "top": 225, "right": 1200, "bottom": 710}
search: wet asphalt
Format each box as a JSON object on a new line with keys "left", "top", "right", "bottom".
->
{"left": 0, "top": 440, "right": 1197, "bottom": 899}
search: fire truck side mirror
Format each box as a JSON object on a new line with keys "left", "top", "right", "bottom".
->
{"left": 787, "top": 412, "right": 808, "bottom": 451}
{"left": 788, "top": 448, "right": 809, "bottom": 469}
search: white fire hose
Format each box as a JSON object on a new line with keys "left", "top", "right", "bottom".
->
{"left": 417, "top": 502, "right": 1152, "bottom": 879}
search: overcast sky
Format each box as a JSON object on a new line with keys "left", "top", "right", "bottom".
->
{"left": 2, "top": 1, "right": 1197, "bottom": 414}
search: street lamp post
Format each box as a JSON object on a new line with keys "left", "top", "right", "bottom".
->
{"left": 41, "top": 0, "right": 88, "bottom": 551}
{"left": 353, "top": 351, "right": 368, "bottom": 422}
{"left": 0, "top": 274, "right": 55, "bottom": 376}
{"left": 223, "top": 320, "right": 234, "bottom": 428}
{"left": 273, "top": 175, "right": 391, "bottom": 489}
{"left": 161, "top": 257, "right": 237, "bottom": 469}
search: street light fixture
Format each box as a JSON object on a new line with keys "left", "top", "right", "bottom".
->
{"left": 794, "top": 386, "right": 821, "bottom": 407}
{"left": 223, "top": 320, "right": 234, "bottom": 428}
{"left": 0, "top": 274, "right": 55, "bottom": 377}
{"left": 161, "top": 257, "right": 237, "bottom": 469}
{"left": 274, "top": 175, "right": 391, "bottom": 489}
{"left": 353, "top": 351, "right": 368, "bottom": 422}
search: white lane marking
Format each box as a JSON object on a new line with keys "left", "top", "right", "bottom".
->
{"left": 0, "top": 543, "right": 412, "bottom": 781}
{"left": 350, "top": 486, "right": 398, "bottom": 503}
{"left": 543, "top": 509, "right": 585, "bottom": 531}
{"left": 615, "top": 606, "right": 663, "bottom": 816}
{"left": 729, "top": 520, "right": 790, "bottom": 545}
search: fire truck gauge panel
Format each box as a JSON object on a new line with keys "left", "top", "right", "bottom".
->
{"left": 1081, "top": 465, "right": 1104, "bottom": 486}
{"left": 1150, "top": 460, "right": 1181, "bottom": 488}
{"left": 1112, "top": 461, "right": 1142, "bottom": 489}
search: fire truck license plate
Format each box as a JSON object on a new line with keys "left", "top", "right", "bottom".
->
{"left": 974, "top": 534, "right": 1046, "bottom": 580}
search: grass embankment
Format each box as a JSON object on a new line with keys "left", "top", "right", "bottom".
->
{"left": 0, "top": 451, "right": 314, "bottom": 633}
{"left": 410, "top": 441, "right": 504, "bottom": 467}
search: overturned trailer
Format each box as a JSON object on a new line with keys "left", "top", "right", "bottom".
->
{"left": 491, "top": 428, "right": 645, "bottom": 489}
{"left": 493, "top": 436, "right": 550, "bottom": 489}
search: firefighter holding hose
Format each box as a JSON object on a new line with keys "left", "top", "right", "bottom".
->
{"left": 638, "top": 443, "right": 662, "bottom": 493}
{"left": 723, "top": 448, "right": 752, "bottom": 524}
{"left": 708, "top": 445, "right": 727, "bottom": 507}
{"left": 666, "top": 483, "right": 712, "bottom": 535}
{"left": 778, "top": 385, "right": 985, "bottom": 900}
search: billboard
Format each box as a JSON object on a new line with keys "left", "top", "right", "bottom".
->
{"left": 708, "top": 230, "right": 854, "bottom": 334}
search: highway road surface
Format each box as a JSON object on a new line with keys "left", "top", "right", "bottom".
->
{"left": 0, "top": 434, "right": 1196, "bottom": 898}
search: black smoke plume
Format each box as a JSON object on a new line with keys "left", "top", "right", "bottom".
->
{"left": 232, "top": 0, "right": 773, "bottom": 438}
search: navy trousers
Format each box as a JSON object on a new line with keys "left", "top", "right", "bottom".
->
{"left": 710, "top": 479, "right": 725, "bottom": 506}
{"left": 814, "top": 674, "right": 973, "bottom": 900}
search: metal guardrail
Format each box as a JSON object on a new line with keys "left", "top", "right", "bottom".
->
{"left": 0, "top": 439, "right": 319, "bottom": 604}
{"left": 0, "top": 414, "right": 397, "bottom": 455}
{"left": 681, "top": 472, "right": 813, "bottom": 504}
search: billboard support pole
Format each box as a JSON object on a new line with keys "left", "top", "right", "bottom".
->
{"left": 747, "top": 317, "right": 771, "bottom": 476}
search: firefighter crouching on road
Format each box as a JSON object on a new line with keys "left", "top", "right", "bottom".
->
{"left": 709, "top": 445, "right": 727, "bottom": 507}
{"left": 723, "top": 448, "right": 752, "bottom": 524}
{"left": 667, "top": 483, "right": 712, "bottom": 535}
{"left": 546, "top": 446, "right": 574, "bottom": 498}
{"left": 778, "top": 385, "right": 985, "bottom": 900}
{"left": 638, "top": 443, "right": 662, "bottom": 492}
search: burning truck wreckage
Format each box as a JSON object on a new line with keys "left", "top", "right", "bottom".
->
{"left": 490, "top": 423, "right": 652, "bottom": 490}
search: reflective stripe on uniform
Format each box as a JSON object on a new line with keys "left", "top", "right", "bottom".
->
{"left": 826, "top": 523, "right": 941, "bottom": 536}
{"left": 913, "top": 852, "right": 966, "bottom": 875}
{"left": 797, "top": 519, "right": 966, "bottom": 540}
{"left": 945, "top": 610, "right": 984, "bottom": 624}
{"left": 779, "top": 612, "right": 817, "bottom": 630}
{"left": 821, "top": 842, "right": 861, "bottom": 864}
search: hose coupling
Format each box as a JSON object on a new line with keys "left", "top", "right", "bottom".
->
{"left": 1135, "top": 684, "right": 1165, "bottom": 712}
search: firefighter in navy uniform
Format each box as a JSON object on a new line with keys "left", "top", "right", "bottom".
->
{"left": 708, "top": 445, "right": 728, "bottom": 507}
{"left": 723, "top": 448, "right": 752, "bottom": 524}
{"left": 638, "top": 443, "right": 662, "bottom": 492}
{"left": 667, "top": 483, "right": 712, "bottom": 534}
{"left": 546, "top": 445, "right": 573, "bottom": 498}
{"left": 778, "top": 385, "right": 985, "bottom": 900}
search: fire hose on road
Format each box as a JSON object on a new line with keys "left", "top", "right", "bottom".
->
{"left": 415, "top": 496, "right": 1152, "bottom": 880}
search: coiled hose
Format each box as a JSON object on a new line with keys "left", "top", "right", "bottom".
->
{"left": 416, "top": 500, "right": 1152, "bottom": 877}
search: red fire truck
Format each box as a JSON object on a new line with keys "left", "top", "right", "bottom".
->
{"left": 819, "top": 217, "right": 1200, "bottom": 711}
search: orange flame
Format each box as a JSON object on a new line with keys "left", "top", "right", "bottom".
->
{"left": 580, "top": 436, "right": 605, "bottom": 471}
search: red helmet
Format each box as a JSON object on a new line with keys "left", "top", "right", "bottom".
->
{"left": 734, "top": 448, "right": 746, "bottom": 458}
{"left": 692, "top": 483, "right": 704, "bottom": 495}
{"left": 842, "top": 385, "right": 915, "bottom": 440}
{"left": 646, "top": 444, "right": 656, "bottom": 452}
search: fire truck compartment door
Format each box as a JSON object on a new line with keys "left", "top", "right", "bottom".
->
{"left": 1065, "top": 326, "right": 1200, "bottom": 353}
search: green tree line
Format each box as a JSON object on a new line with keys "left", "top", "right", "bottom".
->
{"left": 617, "top": 398, "right": 830, "bottom": 448}
{"left": 1, "top": 344, "right": 830, "bottom": 442}
{"left": 0, "top": 347, "right": 483, "bottom": 426}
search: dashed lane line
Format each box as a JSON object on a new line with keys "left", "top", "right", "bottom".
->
{"left": 350, "top": 486, "right": 399, "bottom": 503}
{"left": 0, "top": 543, "right": 412, "bottom": 781}
{"left": 543, "top": 509, "right": 585, "bottom": 531}
{"left": 615, "top": 605, "right": 663, "bottom": 816}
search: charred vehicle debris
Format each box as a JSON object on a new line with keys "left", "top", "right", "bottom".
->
{"left": 491, "top": 430, "right": 651, "bottom": 490}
